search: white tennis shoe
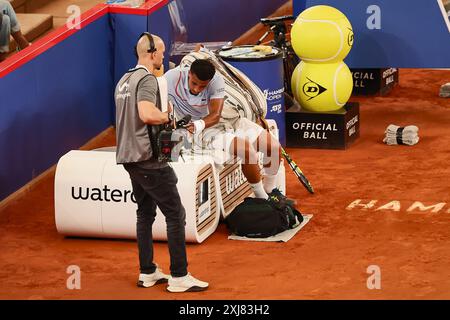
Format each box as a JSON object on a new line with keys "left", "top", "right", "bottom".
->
{"left": 167, "top": 273, "right": 209, "bottom": 292}
{"left": 137, "top": 267, "right": 169, "bottom": 288}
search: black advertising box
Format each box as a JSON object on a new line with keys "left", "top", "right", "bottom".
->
{"left": 351, "top": 68, "right": 399, "bottom": 95}
{"left": 285, "top": 102, "right": 360, "bottom": 150}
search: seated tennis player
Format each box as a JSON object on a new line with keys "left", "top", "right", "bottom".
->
{"left": 165, "top": 46, "right": 283, "bottom": 200}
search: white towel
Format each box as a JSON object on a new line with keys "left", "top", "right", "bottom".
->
{"left": 156, "top": 75, "right": 168, "bottom": 112}
{"left": 383, "top": 124, "right": 419, "bottom": 146}
{"left": 439, "top": 83, "right": 450, "bottom": 98}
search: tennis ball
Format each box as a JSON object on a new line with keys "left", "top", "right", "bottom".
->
{"left": 291, "top": 61, "right": 353, "bottom": 112}
{"left": 291, "top": 5, "right": 354, "bottom": 63}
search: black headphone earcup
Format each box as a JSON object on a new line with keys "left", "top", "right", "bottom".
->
{"left": 134, "top": 45, "right": 138, "bottom": 59}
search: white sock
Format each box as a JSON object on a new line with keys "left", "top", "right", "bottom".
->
{"left": 250, "top": 181, "right": 268, "bottom": 199}
{"left": 263, "top": 174, "right": 278, "bottom": 194}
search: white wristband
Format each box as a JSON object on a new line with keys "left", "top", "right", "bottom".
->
{"left": 193, "top": 120, "right": 205, "bottom": 133}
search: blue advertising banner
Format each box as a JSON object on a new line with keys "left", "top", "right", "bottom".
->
{"left": 294, "top": 0, "right": 450, "bottom": 68}
{"left": 0, "top": 16, "right": 114, "bottom": 200}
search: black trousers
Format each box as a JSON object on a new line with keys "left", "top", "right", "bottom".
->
{"left": 124, "top": 164, "right": 188, "bottom": 277}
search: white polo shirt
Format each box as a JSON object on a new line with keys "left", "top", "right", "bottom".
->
{"left": 165, "top": 65, "right": 225, "bottom": 121}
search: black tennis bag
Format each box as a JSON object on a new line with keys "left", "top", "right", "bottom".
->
{"left": 225, "top": 197, "right": 303, "bottom": 238}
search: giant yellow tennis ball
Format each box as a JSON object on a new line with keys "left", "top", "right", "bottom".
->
{"left": 291, "top": 61, "right": 353, "bottom": 112}
{"left": 291, "top": 5, "right": 354, "bottom": 63}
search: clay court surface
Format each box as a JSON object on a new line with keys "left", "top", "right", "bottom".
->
{"left": 0, "top": 67, "right": 449, "bottom": 300}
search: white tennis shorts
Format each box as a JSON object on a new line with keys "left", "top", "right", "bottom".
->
{"left": 191, "top": 117, "right": 264, "bottom": 163}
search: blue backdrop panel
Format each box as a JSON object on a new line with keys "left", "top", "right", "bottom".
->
{"left": 148, "top": 3, "right": 172, "bottom": 72}
{"left": 0, "top": 16, "right": 113, "bottom": 200}
{"left": 294, "top": 0, "right": 450, "bottom": 68}
{"left": 111, "top": 13, "right": 148, "bottom": 87}
{"left": 180, "top": 0, "right": 287, "bottom": 42}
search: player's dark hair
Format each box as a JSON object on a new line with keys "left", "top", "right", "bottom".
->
{"left": 190, "top": 59, "right": 216, "bottom": 81}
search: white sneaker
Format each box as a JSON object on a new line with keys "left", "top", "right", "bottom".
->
{"left": 167, "top": 273, "right": 209, "bottom": 292}
{"left": 137, "top": 267, "right": 169, "bottom": 288}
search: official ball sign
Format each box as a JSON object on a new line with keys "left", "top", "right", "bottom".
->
{"left": 351, "top": 68, "right": 399, "bottom": 96}
{"left": 286, "top": 102, "right": 360, "bottom": 149}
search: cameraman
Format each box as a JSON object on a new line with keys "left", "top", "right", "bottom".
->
{"left": 114, "top": 33, "right": 208, "bottom": 293}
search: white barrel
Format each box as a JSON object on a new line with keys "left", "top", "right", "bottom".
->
{"left": 55, "top": 150, "right": 221, "bottom": 243}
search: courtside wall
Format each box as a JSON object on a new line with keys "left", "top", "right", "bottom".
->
{"left": 0, "top": 13, "right": 114, "bottom": 200}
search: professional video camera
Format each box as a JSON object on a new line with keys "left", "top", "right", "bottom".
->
{"left": 157, "top": 115, "right": 192, "bottom": 162}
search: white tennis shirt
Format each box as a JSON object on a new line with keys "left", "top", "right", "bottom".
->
{"left": 165, "top": 65, "right": 225, "bottom": 121}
